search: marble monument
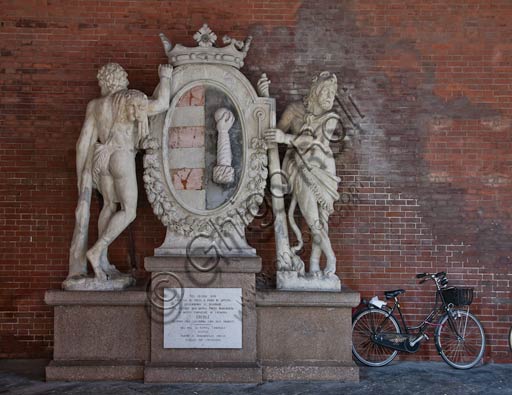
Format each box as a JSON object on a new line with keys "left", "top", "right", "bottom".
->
{"left": 47, "top": 25, "right": 359, "bottom": 384}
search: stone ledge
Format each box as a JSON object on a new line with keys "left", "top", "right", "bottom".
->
{"left": 46, "top": 360, "right": 144, "bottom": 381}
{"left": 256, "top": 287, "right": 360, "bottom": 307}
{"left": 144, "top": 362, "right": 262, "bottom": 383}
{"left": 45, "top": 289, "right": 148, "bottom": 306}
{"left": 145, "top": 255, "right": 262, "bottom": 273}
{"left": 262, "top": 363, "right": 359, "bottom": 382}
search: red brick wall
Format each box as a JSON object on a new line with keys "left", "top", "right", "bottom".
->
{"left": 1, "top": 0, "right": 511, "bottom": 362}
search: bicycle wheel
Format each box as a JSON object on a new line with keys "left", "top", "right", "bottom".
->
{"left": 509, "top": 326, "right": 512, "bottom": 351}
{"left": 435, "top": 309, "right": 485, "bottom": 369}
{"left": 352, "top": 308, "right": 401, "bottom": 367}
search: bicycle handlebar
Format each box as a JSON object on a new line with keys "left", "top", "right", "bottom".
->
{"left": 416, "top": 271, "right": 448, "bottom": 288}
{"left": 416, "top": 271, "right": 446, "bottom": 279}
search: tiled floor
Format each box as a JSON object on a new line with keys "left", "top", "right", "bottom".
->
{"left": 1, "top": 359, "right": 511, "bottom": 394}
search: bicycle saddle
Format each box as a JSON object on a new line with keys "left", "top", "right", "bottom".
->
{"left": 384, "top": 289, "right": 406, "bottom": 299}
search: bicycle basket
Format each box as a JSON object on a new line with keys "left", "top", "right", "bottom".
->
{"left": 441, "top": 287, "right": 473, "bottom": 306}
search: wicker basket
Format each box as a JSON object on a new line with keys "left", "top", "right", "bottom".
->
{"left": 441, "top": 287, "right": 474, "bottom": 306}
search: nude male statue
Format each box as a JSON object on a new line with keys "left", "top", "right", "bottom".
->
{"left": 67, "top": 63, "right": 172, "bottom": 284}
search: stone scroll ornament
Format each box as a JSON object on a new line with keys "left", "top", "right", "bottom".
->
{"left": 262, "top": 71, "right": 358, "bottom": 292}
{"left": 65, "top": 60, "right": 173, "bottom": 291}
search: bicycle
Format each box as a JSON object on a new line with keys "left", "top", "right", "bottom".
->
{"left": 509, "top": 326, "right": 512, "bottom": 351}
{"left": 352, "top": 271, "right": 486, "bottom": 369}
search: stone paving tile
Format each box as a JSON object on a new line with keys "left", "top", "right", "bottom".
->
{"left": 0, "top": 361, "right": 511, "bottom": 395}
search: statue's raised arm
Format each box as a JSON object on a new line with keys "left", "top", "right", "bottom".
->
{"left": 147, "top": 64, "right": 173, "bottom": 116}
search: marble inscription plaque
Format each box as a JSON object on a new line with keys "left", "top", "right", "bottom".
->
{"left": 163, "top": 288, "right": 242, "bottom": 349}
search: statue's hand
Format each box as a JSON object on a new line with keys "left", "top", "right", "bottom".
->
{"left": 216, "top": 110, "right": 235, "bottom": 133}
{"left": 264, "top": 128, "right": 289, "bottom": 144}
{"left": 158, "top": 64, "right": 173, "bottom": 79}
{"left": 257, "top": 73, "right": 270, "bottom": 97}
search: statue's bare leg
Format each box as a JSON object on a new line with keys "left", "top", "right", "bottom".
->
{"left": 319, "top": 208, "right": 336, "bottom": 274}
{"left": 298, "top": 195, "right": 336, "bottom": 275}
{"left": 310, "top": 242, "right": 322, "bottom": 273}
{"left": 97, "top": 186, "right": 122, "bottom": 277}
{"left": 297, "top": 195, "right": 322, "bottom": 273}
{"left": 87, "top": 175, "right": 116, "bottom": 279}
{"left": 319, "top": 232, "right": 336, "bottom": 275}
{"left": 87, "top": 150, "right": 137, "bottom": 280}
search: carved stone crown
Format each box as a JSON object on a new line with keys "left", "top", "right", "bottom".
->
{"left": 159, "top": 24, "right": 252, "bottom": 69}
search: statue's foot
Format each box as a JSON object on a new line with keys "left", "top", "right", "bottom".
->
{"left": 65, "top": 273, "right": 88, "bottom": 281}
{"left": 99, "top": 253, "right": 111, "bottom": 269}
{"left": 324, "top": 258, "right": 336, "bottom": 276}
{"left": 310, "top": 260, "right": 321, "bottom": 273}
{"left": 291, "top": 254, "right": 306, "bottom": 275}
{"left": 103, "top": 266, "right": 132, "bottom": 280}
{"left": 86, "top": 247, "right": 109, "bottom": 281}
{"left": 102, "top": 263, "right": 122, "bottom": 277}
{"left": 99, "top": 253, "right": 131, "bottom": 278}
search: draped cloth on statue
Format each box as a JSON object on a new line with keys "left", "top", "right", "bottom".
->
{"left": 282, "top": 111, "right": 341, "bottom": 217}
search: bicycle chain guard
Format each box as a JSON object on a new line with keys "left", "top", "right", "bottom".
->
{"left": 372, "top": 332, "right": 422, "bottom": 353}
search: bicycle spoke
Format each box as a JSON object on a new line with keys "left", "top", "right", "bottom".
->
{"left": 436, "top": 310, "right": 485, "bottom": 369}
{"left": 352, "top": 309, "right": 400, "bottom": 367}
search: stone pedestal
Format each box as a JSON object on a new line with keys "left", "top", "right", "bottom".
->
{"left": 45, "top": 289, "right": 149, "bottom": 381}
{"left": 256, "top": 288, "right": 360, "bottom": 382}
{"left": 143, "top": 255, "right": 262, "bottom": 383}
{"left": 46, "top": 265, "right": 359, "bottom": 383}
